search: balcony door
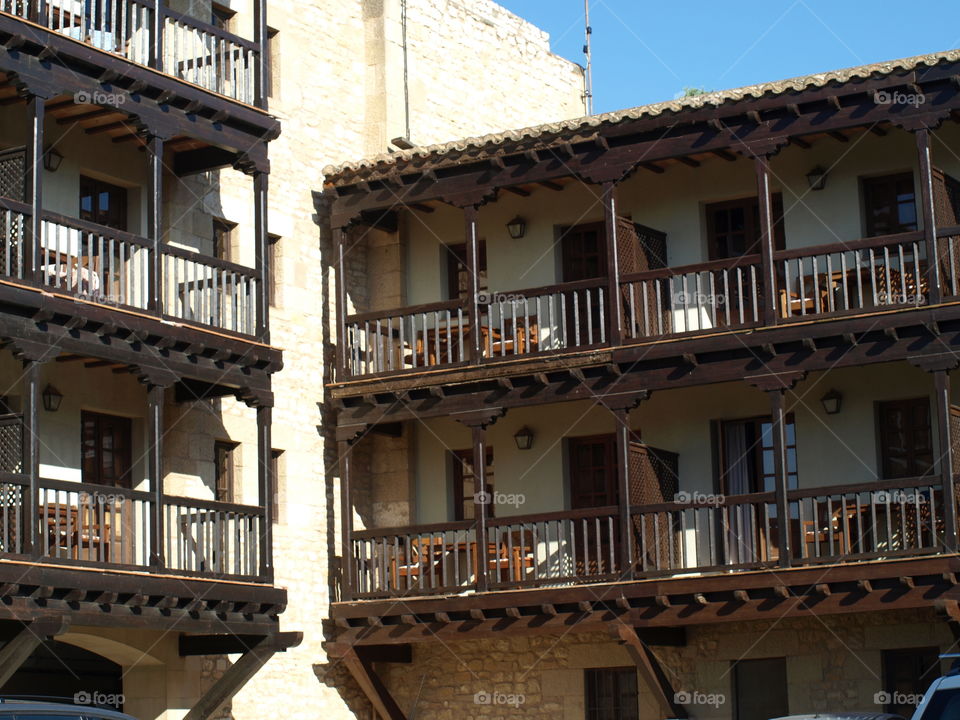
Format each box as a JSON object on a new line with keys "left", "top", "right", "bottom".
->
{"left": 568, "top": 435, "right": 617, "bottom": 577}
{"left": 561, "top": 223, "right": 606, "bottom": 346}
{"left": 81, "top": 411, "right": 132, "bottom": 489}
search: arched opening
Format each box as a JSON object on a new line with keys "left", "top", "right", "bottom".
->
{"left": 0, "top": 636, "right": 123, "bottom": 710}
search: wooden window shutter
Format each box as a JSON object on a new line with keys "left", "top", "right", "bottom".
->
{"left": 628, "top": 441, "right": 679, "bottom": 571}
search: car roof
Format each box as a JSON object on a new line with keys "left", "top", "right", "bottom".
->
{"left": 0, "top": 699, "right": 133, "bottom": 718}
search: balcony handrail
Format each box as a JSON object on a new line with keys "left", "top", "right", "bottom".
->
{"left": 630, "top": 491, "right": 776, "bottom": 515}
{"left": 0, "top": 470, "right": 26, "bottom": 485}
{"left": 0, "top": 195, "right": 31, "bottom": 215}
{"left": 160, "top": 5, "right": 260, "bottom": 53}
{"left": 162, "top": 492, "right": 265, "bottom": 516}
{"left": 772, "top": 230, "right": 925, "bottom": 262}
{"left": 345, "top": 297, "right": 462, "bottom": 325}
{"left": 785, "top": 475, "right": 939, "bottom": 501}
{"left": 486, "top": 504, "right": 619, "bottom": 526}
{"left": 938, "top": 225, "right": 960, "bottom": 238}
{"left": 42, "top": 209, "right": 152, "bottom": 250}
{"left": 351, "top": 518, "right": 476, "bottom": 540}
{"left": 161, "top": 242, "right": 259, "bottom": 279}
{"left": 489, "top": 276, "right": 608, "bottom": 299}
{"left": 620, "top": 253, "right": 762, "bottom": 284}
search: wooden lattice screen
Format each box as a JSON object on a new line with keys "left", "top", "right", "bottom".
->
{"left": 617, "top": 218, "right": 668, "bottom": 335}
{"left": 0, "top": 413, "right": 22, "bottom": 473}
{"left": 934, "top": 168, "right": 960, "bottom": 293}
{"left": 0, "top": 147, "right": 25, "bottom": 202}
{"left": 628, "top": 442, "right": 680, "bottom": 571}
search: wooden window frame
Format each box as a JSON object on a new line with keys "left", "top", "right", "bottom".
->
{"left": 270, "top": 448, "right": 283, "bottom": 523}
{"left": 268, "top": 233, "right": 281, "bottom": 307}
{"left": 584, "top": 666, "right": 639, "bottom": 720}
{"left": 877, "top": 397, "right": 934, "bottom": 480}
{"left": 881, "top": 646, "right": 940, "bottom": 716}
{"left": 79, "top": 175, "right": 128, "bottom": 232}
{"left": 568, "top": 434, "right": 618, "bottom": 510}
{"left": 80, "top": 411, "right": 133, "bottom": 488}
{"left": 445, "top": 241, "right": 487, "bottom": 302}
{"left": 266, "top": 27, "right": 279, "bottom": 99}
{"left": 451, "top": 447, "right": 493, "bottom": 521}
{"left": 213, "top": 217, "right": 237, "bottom": 262}
{"left": 732, "top": 657, "right": 788, "bottom": 720}
{"left": 560, "top": 221, "right": 607, "bottom": 282}
{"left": 211, "top": 2, "right": 235, "bottom": 30}
{"left": 214, "top": 440, "right": 239, "bottom": 503}
{"left": 862, "top": 172, "right": 918, "bottom": 238}
{"left": 705, "top": 194, "right": 785, "bottom": 261}
{"left": 716, "top": 414, "right": 797, "bottom": 496}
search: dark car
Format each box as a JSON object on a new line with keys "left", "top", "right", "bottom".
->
{"left": 0, "top": 699, "right": 135, "bottom": 719}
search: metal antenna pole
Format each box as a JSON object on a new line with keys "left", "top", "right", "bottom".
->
{"left": 583, "top": 0, "right": 594, "bottom": 115}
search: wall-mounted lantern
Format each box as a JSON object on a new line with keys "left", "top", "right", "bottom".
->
{"left": 42, "top": 384, "right": 63, "bottom": 412}
{"left": 820, "top": 389, "right": 842, "bottom": 415}
{"left": 43, "top": 147, "right": 64, "bottom": 172}
{"left": 513, "top": 426, "right": 534, "bottom": 450}
{"left": 806, "top": 165, "right": 828, "bottom": 191}
{"left": 506, "top": 216, "right": 527, "bottom": 240}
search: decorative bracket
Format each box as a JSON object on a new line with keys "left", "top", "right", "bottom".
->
{"left": 908, "top": 353, "right": 960, "bottom": 373}
{"left": 745, "top": 370, "right": 807, "bottom": 392}
{"left": 452, "top": 407, "right": 506, "bottom": 429}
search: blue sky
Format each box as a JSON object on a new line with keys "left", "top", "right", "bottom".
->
{"left": 496, "top": 0, "right": 960, "bottom": 114}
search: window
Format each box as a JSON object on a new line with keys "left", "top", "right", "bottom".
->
{"left": 214, "top": 441, "right": 238, "bottom": 502}
{"left": 81, "top": 411, "right": 132, "bottom": 488}
{"left": 569, "top": 435, "right": 618, "bottom": 509}
{"left": 733, "top": 657, "right": 788, "bottom": 720}
{"left": 211, "top": 3, "right": 235, "bottom": 30}
{"left": 882, "top": 647, "right": 940, "bottom": 716}
{"left": 80, "top": 176, "right": 127, "bottom": 231}
{"left": 878, "top": 398, "right": 934, "bottom": 479}
{"left": 584, "top": 667, "right": 639, "bottom": 720}
{"left": 271, "top": 448, "right": 283, "bottom": 523}
{"left": 705, "top": 195, "right": 785, "bottom": 260}
{"left": 719, "top": 416, "right": 797, "bottom": 495}
{"left": 213, "top": 218, "right": 237, "bottom": 261}
{"left": 268, "top": 233, "right": 281, "bottom": 306}
{"left": 451, "top": 448, "right": 493, "bottom": 521}
{"left": 561, "top": 222, "right": 606, "bottom": 282}
{"left": 863, "top": 173, "right": 918, "bottom": 237}
{"left": 445, "top": 241, "right": 487, "bottom": 301}
{"left": 266, "top": 27, "right": 279, "bottom": 98}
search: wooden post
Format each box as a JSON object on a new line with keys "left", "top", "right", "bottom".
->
{"left": 253, "top": 171, "right": 270, "bottom": 342}
{"left": 257, "top": 404, "right": 274, "bottom": 581}
{"left": 613, "top": 405, "right": 633, "bottom": 578}
{"left": 338, "top": 437, "right": 355, "bottom": 601}
{"left": 21, "top": 359, "right": 40, "bottom": 556}
{"left": 603, "top": 181, "right": 622, "bottom": 346}
{"left": 253, "top": 0, "right": 269, "bottom": 110}
{"left": 464, "top": 206, "right": 482, "bottom": 362}
{"left": 916, "top": 128, "right": 942, "bottom": 305}
{"left": 147, "top": 135, "right": 164, "bottom": 314}
{"left": 769, "top": 388, "right": 792, "bottom": 566}
{"left": 934, "top": 370, "right": 957, "bottom": 550}
{"left": 147, "top": 384, "right": 165, "bottom": 567}
{"left": 472, "top": 423, "right": 489, "bottom": 592}
{"left": 150, "top": 0, "right": 165, "bottom": 71}
{"left": 24, "top": 95, "right": 44, "bottom": 284}
{"left": 334, "top": 227, "right": 349, "bottom": 377}
{"left": 755, "top": 155, "right": 778, "bottom": 325}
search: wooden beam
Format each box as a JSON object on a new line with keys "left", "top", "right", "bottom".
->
{"left": 712, "top": 149, "right": 737, "bottom": 162}
{"left": 641, "top": 162, "right": 665, "bottom": 174}
{"left": 179, "top": 634, "right": 269, "bottom": 656}
{"left": 503, "top": 186, "right": 531, "bottom": 197}
{"left": 336, "top": 645, "right": 408, "bottom": 720}
{"left": 828, "top": 130, "right": 849, "bottom": 143}
{"left": 183, "top": 633, "right": 301, "bottom": 720}
{"left": 57, "top": 108, "right": 116, "bottom": 125}
{"left": 616, "top": 625, "right": 688, "bottom": 718}
{"left": 539, "top": 180, "right": 563, "bottom": 191}
{"left": 676, "top": 156, "right": 700, "bottom": 168}
{"left": 0, "top": 616, "right": 70, "bottom": 687}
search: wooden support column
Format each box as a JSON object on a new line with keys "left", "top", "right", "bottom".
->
{"left": 257, "top": 403, "right": 274, "bottom": 581}
{"left": 603, "top": 181, "right": 622, "bottom": 346}
{"left": 332, "top": 644, "right": 408, "bottom": 720}
{"left": 150, "top": 0, "right": 164, "bottom": 70}
{"left": 21, "top": 358, "right": 41, "bottom": 555}
{"left": 464, "top": 206, "right": 481, "bottom": 362}
{"left": 334, "top": 227, "right": 349, "bottom": 377}
{"left": 614, "top": 624, "right": 687, "bottom": 719}
{"left": 147, "top": 383, "right": 166, "bottom": 567}
{"left": 24, "top": 94, "right": 44, "bottom": 284}
{"left": 608, "top": 392, "right": 648, "bottom": 580}
{"left": 455, "top": 408, "right": 504, "bottom": 593}
{"left": 183, "top": 632, "right": 302, "bottom": 720}
{"left": 916, "top": 128, "right": 942, "bottom": 305}
{"left": 253, "top": 0, "right": 269, "bottom": 110}
{"left": 769, "top": 387, "right": 792, "bottom": 566}
{"left": 254, "top": 171, "right": 270, "bottom": 342}
{"left": 337, "top": 424, "right": 367, "bottom": 602}
{"left": 934, "top": 369, "right": 957, "bottom": 550}
{"left": 0, "top": 617, "right": 70, "bottom": 688}
{"left": 754, "top": 154, "right": 778, "bottom": 325}
{"left": 147, "top": 134, "right": 164, "bottom": 313}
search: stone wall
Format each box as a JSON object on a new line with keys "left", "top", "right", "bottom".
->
{"left": 374, "top": 609, "right": 951, "bottom": 720}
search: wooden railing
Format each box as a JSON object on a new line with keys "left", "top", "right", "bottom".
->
{"left": 0, "top": 474, "right": 267, "bottom": 580}
{"left": 338, "top": 232, "right": 960, "bottom": 380}
{"left": 620, "top": 256, "right": 762, "bottom": 339}
{"left": 0, "top": 202, "right": 262, "bottom": 337}
{"left": 0, "top": 0, "right": 263, "bottom": 106}
{"left": 347, "top": 479, "right": 955, "bottom": 599}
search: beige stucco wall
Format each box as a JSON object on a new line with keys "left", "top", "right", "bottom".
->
{"left": 408, "top": 362, "right": 948, "bottom": 525}
{"left": 369, "top": 608, "right": 950, "bottom": 720}
{"left": 401, "top": 124, "right": 960, "bottom": 305}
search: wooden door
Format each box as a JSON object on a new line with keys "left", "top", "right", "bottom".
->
{"left": 80, "top": 411, "right": 133, "bottom": 564}
{"left": 81, "top": 411, "right": 132, "bottom": 488}
{"left": 568, "top": 435, "right": 617, "bottom": 577}
{"left": 561, "top": 223, "right": 605, "bottom": 346}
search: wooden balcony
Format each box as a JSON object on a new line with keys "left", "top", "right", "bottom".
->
{"left": 338, "top": 227, "right": 960, "bottom": 384}
{"left": 345, "top": 476, "right": 953, "bottom": 600}
{"left": 0, "top": 197, "right": 262, "bottom": 338}
{"left": 0, "top": 471, "right": 269, "bottom": 582}
{"left": 0, "top": 0, "right": 266, "bottom": 107}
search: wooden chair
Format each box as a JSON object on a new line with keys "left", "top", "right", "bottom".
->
{"left": 390, "top": 536, "right": 447, "bottom": 589}
{"left": 487, "top": 530, "right": 535, "bottom": 582}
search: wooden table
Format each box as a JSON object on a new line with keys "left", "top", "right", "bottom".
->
{"left": 389, "top": 537, "right": 534, "bottom": 588}
{"left": 42, "top": 502, "right": 112, "bottom": 561}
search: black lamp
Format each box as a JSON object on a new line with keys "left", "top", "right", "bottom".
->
{"left": 513, "top": 426, "right": 534, "bottom": 450}
{"left": 506, "top": 216, "right": 526, "bottom": 240}
{"left": 820, "top": 389, "right": 842, "bottom": 415}
{"left": 43, "top": 147, "right": 64, "bottom": 172}
{"left": 42, "top": 384, "right": 63, "bottom": 412}
{"left": 806, "top": 165, "right": 828, "bottom": 191}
